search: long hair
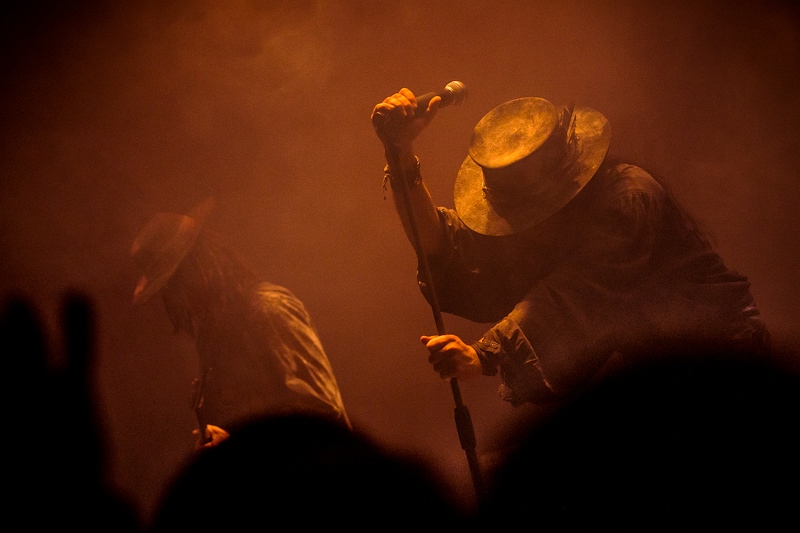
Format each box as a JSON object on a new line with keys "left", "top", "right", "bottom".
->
{"left": 602, "top": 156, "right": 715, "bottom": 248}
{"left": 161, "top": 231, "right": 260, "bottom": 336}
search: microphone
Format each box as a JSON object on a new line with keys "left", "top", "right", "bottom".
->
{"left": 414, "top": 81, "right": 468, "bottom": 116}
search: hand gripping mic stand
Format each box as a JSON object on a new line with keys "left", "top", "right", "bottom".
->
{"left": 385, "top": 149, "right": 486, "bottom": 506}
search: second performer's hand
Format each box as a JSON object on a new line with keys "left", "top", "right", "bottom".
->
{"left": 421, "top": 334, "right": 482, "bottom": 381}
{"left": 194, "top": 424, "right": 230, "bottom": 450}
{"left": 371, "top": 88, "right": 441, "bottom": 152}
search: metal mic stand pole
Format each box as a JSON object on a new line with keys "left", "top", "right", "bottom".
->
{"left": 385, "top": 149, "right": 486, "bottom": 506}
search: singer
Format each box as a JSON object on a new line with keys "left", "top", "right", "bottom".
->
{"left": 371, "top": 87, "right": 770, "bottom": 405}
{"left": 131, "top": 198, "right": 350, "bottom": 449}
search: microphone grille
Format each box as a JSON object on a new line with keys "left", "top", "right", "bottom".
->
{"left": 444, "top": 81, "right": 467, "bottom": 106}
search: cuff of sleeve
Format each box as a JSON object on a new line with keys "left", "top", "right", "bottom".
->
{"left": 471, "top": 337, "right": 502, "bottom": 377}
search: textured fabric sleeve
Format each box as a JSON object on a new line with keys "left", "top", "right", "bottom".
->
{"left": 255, "top": 286, "right": 351, "bottom": 427}
{"left": 472, "top": 317, "right": 561, "bottom": 405}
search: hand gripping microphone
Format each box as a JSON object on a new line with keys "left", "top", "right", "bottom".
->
{"left": 414, "top": 81, "right": 468, "bottom": 116}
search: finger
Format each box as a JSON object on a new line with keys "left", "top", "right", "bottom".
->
{"left": 421, "top": 335, "right": 451, "bottom": 352}
{"left": 398, "top": 88, "right": 416, "bottom": 104}
{"left": 427, "top": 344, "right": 457, "bottom": 367}
{"left": 422, "top": 335, "right": 444, "bottom": 352}
{"left": 385, "top": 93, "right": 413, "bottom": 114}
{"left": 384, "top": 95, "right": 406, "bottom": 107}
{"left": 378, "top": 92, "right": 411, "bottom": 110}
{"left": 377, "top": 100, "right": 403, "bottom": 119}
{"left": 423, "top": 334, "right": 457, "bottom": 351}
{"left": 372, "top": 102, "right": 393, "bottom": 116}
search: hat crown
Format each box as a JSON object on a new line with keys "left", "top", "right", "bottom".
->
{"left": 469, "top": 97, "right": 559, "bottom": 169}
{"left": 469, "top": 97, "right": 574, "bottom": 204}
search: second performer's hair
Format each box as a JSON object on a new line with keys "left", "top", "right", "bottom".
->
{"left": 162, "top": 231, "right": 259, "bottom": 335}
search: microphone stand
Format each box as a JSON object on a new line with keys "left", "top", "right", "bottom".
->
{"left": 385, "top": 149, "right": 486, "bottom": 507}
{"left": 191, "top": 366, "right": 212, "bottom": 446}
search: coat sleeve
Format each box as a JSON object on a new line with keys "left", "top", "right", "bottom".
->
{"left": 255, "top": 286, "right": 351, "bottom": 427}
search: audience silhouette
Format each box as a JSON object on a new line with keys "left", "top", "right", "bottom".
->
{"left": 479, "top": 346, "right": 800, "bottom": 528}
{"left": 0, "top": 292, "right": 139, "bottom": 531}
{"left": 149, "top": 413, "right": 467, "bottom": 531}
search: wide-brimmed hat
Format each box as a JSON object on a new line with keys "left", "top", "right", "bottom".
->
{"left": 454, "top": 97, "right": 610, "bottom": 236}
{"left": 130, "top": 197, "right": 215, "bottom": 305}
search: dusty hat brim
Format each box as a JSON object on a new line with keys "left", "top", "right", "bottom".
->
{"left": 454, "top": 105, "right": 611, "bottom": 236}
{"left": 131, "top": 197, "right": 215, "bottom": 305}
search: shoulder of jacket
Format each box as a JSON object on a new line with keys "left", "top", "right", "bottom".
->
{"left": 602, "top": 163, "right": 664, "bottom": 198}
{"left": 251, "top": 283, "right": 305, "bottom": 313}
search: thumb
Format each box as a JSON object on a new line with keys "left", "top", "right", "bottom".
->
{"left": 424, "top": 96, "right": 441, "bottom": 121}
{"left": 420, "top": 335, "right": 437, "bottom": 345}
